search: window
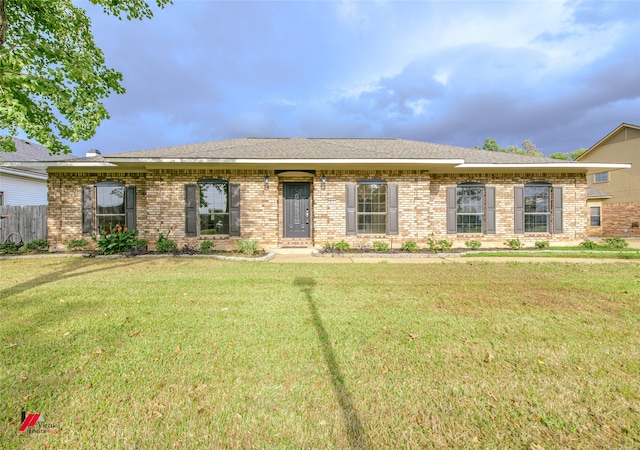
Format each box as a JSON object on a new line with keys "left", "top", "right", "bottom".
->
{"left": 590, "top": 207, "right": 601, "bottom": 227}
{"left": 185, "top": 181, "right": 240, "bottom": 237}
{"left": 346, "top": 181, "right": 398, "bottom": 235}
{"left": 95, "top": 183, "right": 125, "bottom": 232}
{"left": 198, "top": 180, "right": 229, "bottom": 235}
{"left": 524, "top": 185, "right": 550, "bottom": 232}
{"left": 0, "top": 191, "right": 4, "bottom": 206}
{"left": 594, "top": 172, "right": 609, "bottom": 183}
{"left": 82, "top": 182, "right": 136, "bottom": 235}
{"left": 446, "top": 184, "right": 496, "bottom": 234}
{"left": 515, "top": 182, "right": 562, "bottom": 234}
{"left": 456, "top": 184, "right": 484, "bottom": 233}
{"left": 357, "top": 182, "right": 387, "bottom": 234}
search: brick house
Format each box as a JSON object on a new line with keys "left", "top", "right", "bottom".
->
{"left": 577, "top": 123, "right": 639, "bottom": 237}
{"left": 41, "top": 138, "right": 630, "bottom": 251}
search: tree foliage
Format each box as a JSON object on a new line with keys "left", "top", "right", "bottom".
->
{"left": 479, "top": 138, "right": 587, "bottom": 160}
{"left": 0, "top": 0, "right": 171, "bottom": 154}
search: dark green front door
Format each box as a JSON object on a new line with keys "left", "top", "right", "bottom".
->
{"left": 284, "top": 183, "right": 311, "bottom": 238}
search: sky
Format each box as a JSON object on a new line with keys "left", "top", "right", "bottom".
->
{"left": 64, "top": 0, "right": 640, "bottom": 156}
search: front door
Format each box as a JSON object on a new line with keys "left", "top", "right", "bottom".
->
{"left": 284, "top": 183, "right": 311, "bottom": 238}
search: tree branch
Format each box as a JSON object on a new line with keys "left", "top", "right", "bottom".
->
{"left": 0, "top": 0, "right": 7, "bottom": 49}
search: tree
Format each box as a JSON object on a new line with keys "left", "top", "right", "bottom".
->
{"left": 0, "top": 0, "right": 171, "bottom": 154}
{"left": 480, "top": 138, "right": 545, "bottom": 158}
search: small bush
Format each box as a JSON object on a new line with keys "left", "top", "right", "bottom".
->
{"left": 64, "top": 238, "right": 89, "bottom": 251}
{"left": 21, "top": 239, "right": 49, "bottom": 253}
{"left": 504, "top": 239, "right": 523, "bottom": 250}
{"left": 93, "top": 224, "right": 146, "bottom": 255}
{"left": 602, "top": 237, "right": 628, "bottom": 248}
{"left": 535, "top": 241, "right": 550, "bottom": 249}
{"left": 373, "top": 241, "right": 389, "bottom": 252}
{"left": 322, "top": 242, "right": 337, "bottom": 252}
{"left": 334, "top": 240, "right": 351, "bottom": 253}
{"left": 237, "top": 239, "right": 260, "bottom": 255}
{"left": 580, "top": 239, "right": 600, "bottom": 249}
{"left": 0, "top": 241, "right": 21, "bottom": 255}
{"left": 156, "top": 233, "right": 178, "bottom": 253}
{"left": 465, "top": 240, "right": 482, "bottom": 251}
{"left": 174, "top": 244, "right": 198, "bottom": 255}
{"left": 428, "top": 236, "right": 453, "bottom": 253}
{"left": 401, "top": 241, "right": 419, "bottom": 253}
{"left": 199, "top": 241, "right": 216, "bottom": 254}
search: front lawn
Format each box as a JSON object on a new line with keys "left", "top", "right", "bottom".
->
{"left": 1, "top": 258, "right": 639, "bottom": 448}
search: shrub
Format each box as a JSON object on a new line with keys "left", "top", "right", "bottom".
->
{"left": 156, "top": 232, "right": 178, "bottom": 253}
{"left": 464, "top": 240, "right": 482, "bottom": 251}
{"left": 535, "top": 240, "right": 550, "bottom": 249}
{"left": 373, "top": 241, "right": 389, "bottom": 252}
{"left": 401, "top": 241, "right": 419, "bottom": 253}
{"left": 322, "top": 242, "right": 337, "bottom": 252}
{"left": 334, "top": 240, "right": 351, "bottom": 253}
{"left": 21, "top": 239, "right": 49, "bottom": 253}
{"left": 504, "top": 239, "right": 523, "bottom": 250}
{"left": 0, "top": 241, "right": 21, "bottom": 255}
{"left": 175, "top": 244, "right": 198, "bottom": 255}
{"left": 199, "top": 241, "right": 216, "bottom": 254}
{"left": 580, "top": 239, "right": 599, "bottom": 249}
{"left": 64, "top": 238, "right": 89, "bottom": 251}
{"left": 428, "top": 236, "right": 453, "bottom": 253}
{"left": 93, "top": 224, "right": 146, "bottom": 255}
{"left": 237, "top": 239, "right": 260, "bottom": 255}
{"left": 602, "top": 237, "right": 628, "bottom": 249}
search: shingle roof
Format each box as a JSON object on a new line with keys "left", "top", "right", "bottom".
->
{"left": 586, "top": 187, "right": 612, "bottom": 199}
{"left": 0, "top": 138, "right": 76, "bottom": 162}
{"left": 107, "top": 137, "right": 561, "bottom": 164}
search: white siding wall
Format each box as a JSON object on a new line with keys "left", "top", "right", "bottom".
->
{"left": 0, "top": 172, "right": 48, "bottom": 205}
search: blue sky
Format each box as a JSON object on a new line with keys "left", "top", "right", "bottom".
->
{"left": 68, "top": 0, "right": 639, "bottom": 156}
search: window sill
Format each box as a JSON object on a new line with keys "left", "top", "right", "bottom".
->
{"left": 198, "top": 235, "right": 231, "bottom": 240}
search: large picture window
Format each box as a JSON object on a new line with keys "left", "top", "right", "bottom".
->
{"left": 357, "top": 182, "right": 387, "bottom": 234}
{"left": 198, "top": 180, "right": 229, "bottom": 235}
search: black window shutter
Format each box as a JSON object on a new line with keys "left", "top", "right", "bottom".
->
{"left": 125, "top": 186, "right": 136, "bottom": 230}
{"left": 387, "top": 184, "right": 398, "bottom": 235}
{"left": 514, "top": 186, "right": 524, "bottom": 234}
{"left": 485, "top": 186, "right": 496, "bottom": 234}
{"left": 446, "top": 187, "right": 457, "bottom": 234}
{"left": 82, "top": 186, "right": 93, "bottom": 235}
{"left": 346, "top": 184, "right": 356, "bottom": 235}
{"left": 229, "top": 184, "right": 241, "bottom": 236}
{"left": 185, "top": 184, "right": 197, "bottom": 236}
{"left": 553, "top": 186, "right": 563, "bottom": 234}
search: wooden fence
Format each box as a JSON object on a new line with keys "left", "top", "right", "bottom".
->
{"left": 0, "top": 205, "right": 47, "bottom": 243}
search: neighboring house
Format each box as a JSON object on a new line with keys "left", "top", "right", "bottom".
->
{"left": 0, "top": 138, "right": 76, "bottom": 206}
{"left": 577, "top": 123, "right": 639, "bottom": 236}
{"left": 19, "top": 137, "right": 629, "bottom": 251}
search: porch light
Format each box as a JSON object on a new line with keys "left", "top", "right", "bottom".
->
{"left": 321, "top": 174, "right": 326, "bottom": 189}
{"left": 264, "top": 174, "right": 270, "bottom": 188}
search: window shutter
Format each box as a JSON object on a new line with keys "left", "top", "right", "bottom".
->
{"left": 185, "top": 184, "right": 197, "bottom": 236}
{"left": 386, "top": 184, "right": 399, "bottom": 235}
{"left": 553, "top": 186, "right": 563, "bottom": 234}
{"left": 446, "top": 187, "right": 457, "bottom": 234}
{"left": 125, "top": 186, "right": 137, "bottom": 230}
{"left": 82, "top": 186, "right": 93, "bottom": 235}
{"left": 485, "top": 186, "right": 496, "bottom": 234}
{"left": 514, "top": 186, "right": 524, "bottom": 234}
{"left": 229, "top": 184, "right": 241, "bottom": 236}
{"left": 345, "top": 184, "right": 356, "bottom": 235}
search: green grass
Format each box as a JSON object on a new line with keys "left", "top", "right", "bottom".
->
{"left": 1, "top": 258, "right": 639, "bottom": 448}
{"left": 466, "top": 249, "right": 640, "bottom": 259}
